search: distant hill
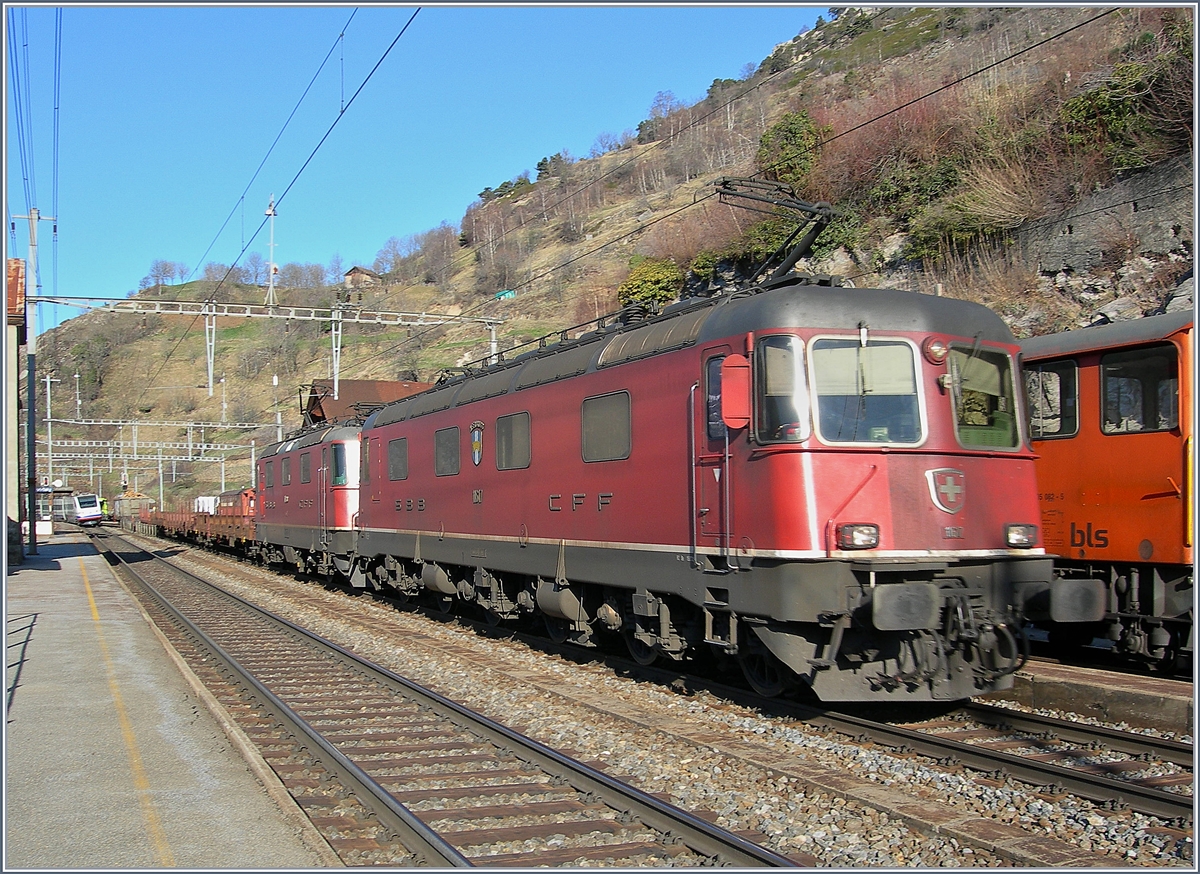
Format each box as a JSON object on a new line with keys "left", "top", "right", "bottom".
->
{"left": 31, "top": 5, "right": 1193, "bottom": 502}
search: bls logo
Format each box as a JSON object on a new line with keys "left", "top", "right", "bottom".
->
{"left": 1070, "top": 521, "right": 1109, "bottom": 548}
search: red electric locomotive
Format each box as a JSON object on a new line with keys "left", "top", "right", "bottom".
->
{"left": 255, "top": 425, "right": 360, "bottom": 577}
{"left": 1022, "top": 311, "right": 1193, "bottom": 669}
{"left": 351, "top": 269, "right": 1098, "bottom": 702}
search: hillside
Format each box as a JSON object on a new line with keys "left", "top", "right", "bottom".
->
{"left": 29, "top": 5, "right": 1194, "bottom": 502}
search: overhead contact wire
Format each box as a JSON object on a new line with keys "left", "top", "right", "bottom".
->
{"left": 136, "top": 8, "right": 419, "bottom": 411}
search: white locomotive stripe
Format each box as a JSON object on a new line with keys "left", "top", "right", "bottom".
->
{"left": 802, "top": 450, "right": 820, "bottom": 551}
{"left": 355, "top": 526, "right": 1042, "bottom": 560}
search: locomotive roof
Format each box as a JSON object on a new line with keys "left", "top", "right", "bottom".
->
{"left": 257, "top": 424, "right": 361, "bottom": 458}
{"left": 1020, "top": 310, "right": 1193, "bottom": 360}
{"left": 364, "top": 278, "right": 1016, "bottom": 431}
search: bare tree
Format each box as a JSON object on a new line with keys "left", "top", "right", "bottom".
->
{"left": 243, "top": 252, "right": 266, "bottom": 286}
{"left": 326, "top": 253, "right": 345, "bottom": 286}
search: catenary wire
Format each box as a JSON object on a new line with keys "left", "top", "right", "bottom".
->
{"left": 133, "top": 8, "right": 420, "bottom": 413}
{"left": 180, "top": 7, "right": 360, "bottom": 287}
{"left": 344, "top": 9, "right": 1122, "bottom": 383}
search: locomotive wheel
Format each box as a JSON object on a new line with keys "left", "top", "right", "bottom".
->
{"left": 624, "top": 631, "right": 658, "bottom": 666}
{"left": 739, "top": 649, "right": 788, "bottom": 697}
{"left": 545, "top": 615, "right": 570, "bottom": 644}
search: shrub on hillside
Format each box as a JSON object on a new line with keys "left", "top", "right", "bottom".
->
{"left": 617, "top": 257, "right": 683, "bottom": 307}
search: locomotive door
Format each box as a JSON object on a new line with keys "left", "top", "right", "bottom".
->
{"left": 318, "top": 446, "right": 330, "bottom": 547}
{"left": 1096, "top": 341, "right": 1187, "bottom": 564}
{"left": 693, "top": 349, "right": 733, "bottom": 565}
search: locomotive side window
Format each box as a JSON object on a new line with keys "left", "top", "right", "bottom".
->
{"left": 496, "top": 412, "right": 531, "bottom": 470}
{"left": 264, "top": 460, "right": 274, "bottom": 489}
{"left": 388, "top": 437, "right": 409, "bottom": 480}
{"left": 1025, "top": 360, "right": 1078, "bottom": 438}
{"left": 332, "top": 444, "right": 348, "bottom": 486}
{"left": 300, "top": 452, "right": 311, "bottom": 483}
{"left": 1101, "top": 344, "right": 1179, "bottom": 433}
{"left": 582, "top": 391, "right": 631, "bottom": 462}
{"left": 435, "top": 427, "right": 461, "bottom": 476}
{"left": 811, "top": 338, "right": 921, "bottom": 444}
{"left": 360, "top": 438, "right": 370, "bottom": 484}
{"left": 281, "top": 457, "right": 292, "bottom": 485}
{"left": 756, "top": 336, "right": 809, "bottom": 442}
{"left": 948, "top": 346, "right": 1020, "bottom": 449}
{"left": 706, "top": 357, "right": 725, "bottom": 440}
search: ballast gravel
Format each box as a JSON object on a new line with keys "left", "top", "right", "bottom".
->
{"left": 152, "top": 545, "right": 1194, "bottom": 867}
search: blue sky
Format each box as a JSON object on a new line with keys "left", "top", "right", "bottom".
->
{"left": 6, "top": 3, "right": 824, "bottom": 333}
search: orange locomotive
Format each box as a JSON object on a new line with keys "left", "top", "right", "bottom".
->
{"left": 1022, "top": 311, "right": 1193, "bottom": 669}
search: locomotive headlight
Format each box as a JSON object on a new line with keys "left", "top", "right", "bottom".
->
{"left": 837, "top": 523, "right": 880, "bottom": 549}
{"left": 1005, "top": 524, "right": 1038, "bottom": 548}
{"left": 922, "top": 336, "right": 949, "bottom": 364}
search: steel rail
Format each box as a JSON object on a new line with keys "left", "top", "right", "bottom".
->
{"left": 519, "top": 642, "right": 1194, "bottom": 822}
{"left": 102, "top": 532, "right": 799, "bottom": 867}
{"left": 964, "top": 701, "right": 1193, "bottom": 768}
{"left": 98, "top": 535, "right": 472, "bottom": 867}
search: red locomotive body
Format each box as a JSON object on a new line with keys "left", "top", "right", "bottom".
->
{"left": 356, "top": 278, "right": 1084, "bottom": 701}
{"left": 255, "top": 425, "right": 360, "bottom": 577}
{"left": 1022, "top": 311, "right": 1193, "bottom": 667}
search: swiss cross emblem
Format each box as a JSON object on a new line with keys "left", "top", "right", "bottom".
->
{"left": 926, "top": 468, "right": 965, "bottom": 514}
{"left": 470, "top": 421, "right": 485, "bottom": 466}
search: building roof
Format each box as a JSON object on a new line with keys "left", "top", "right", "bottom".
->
{"left": 303, "top": 378, "right": 432, "bottom": 427}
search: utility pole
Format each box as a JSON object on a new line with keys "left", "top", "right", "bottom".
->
{"left": 264, "top": 196, "right": 277, "bottom": 306}
{"left": 15, "top": 207, "right": 53, "bottom": 553}
{"left": 44, "top": 374, "right": 60, "bottom": 486}
{"left": 273, "top": 374, "right": 282, "bottom": 442}
{"left": 74, "top": 371, "right": 81, "bottom": 419}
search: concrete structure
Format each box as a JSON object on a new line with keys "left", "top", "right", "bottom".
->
{"left": 1017, "top": 155, "right": 1193, "bottom": 275}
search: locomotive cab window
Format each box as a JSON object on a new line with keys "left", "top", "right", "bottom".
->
{"left": 264, "top": 460, "right": 274, "bottom": 489}
{"left": 1102, "top": 344, "right": 1179, "bottom": 434}
{"left": 281, "top": 457, "right": 291, "bottom": 485}
{"left": 496, "top": 412, "right": 531, "bottom": 470}
{"left": 331, "top": 444, "right": 348, "bottom": 486}
{"left": 948, "top": 345, "right": 1020, "bottom": 449}
{"left": 388, "top": 437, "right": 408, "bottom": 481}
{"left": 435, "top": 427, "right": 460, "bottom": 476}
{"left": 756, "top": 336, "right": 809, "bottom": 442}
{"left": 582, "top": 391, "right": 631, "bottom": 462}
{"left": 299, "top": 452, "right": 311, "bottom": 484}
{"left": 360, "top": 439, "right": 370, "bottom": 484}
{"left": 811, "top": 338, "right": 921, "bottom": 444}
{"left": 1025, "top": 360, "right": 1078, "bottom": 439}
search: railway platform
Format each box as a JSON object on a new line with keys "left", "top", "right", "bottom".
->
{"left": 4, "top": 529, "right": 338, "bottom": 869}
{"left": 989, "top": 658, "right": 1194, "bottom": 737}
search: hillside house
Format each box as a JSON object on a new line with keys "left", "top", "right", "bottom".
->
{"left": 343, "top": 266, "right": 382, "bottom": 290}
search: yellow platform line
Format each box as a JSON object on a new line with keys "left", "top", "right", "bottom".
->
{"left": 80, "top": 556, "right": 176, "bottom": 867}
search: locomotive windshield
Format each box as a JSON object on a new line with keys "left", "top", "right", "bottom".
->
{"left": 948, "top": 345, "right": 1020, "bottom": 449}
{"left": 811, "top": 338, "right": 922, "bottom": 444}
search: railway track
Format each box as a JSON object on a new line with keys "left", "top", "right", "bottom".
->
{"left": 581, "top": 650, "right": 1194, "bottom": 822}
{"left": 94, "top": 530, "right": 799, "bottom": 867}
